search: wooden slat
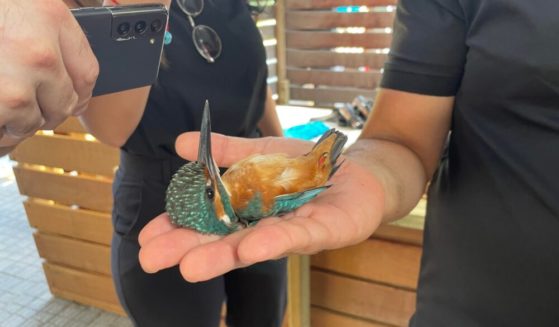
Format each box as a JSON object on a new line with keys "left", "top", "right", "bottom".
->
{"left": 260, "top": 24, "right": 276, "bottom": 40}
{"left": 25, "top": 199, "right": 112, "bottom": 245}
{"left": 287, "top": 0, "right": 397, "bottom": 10}
{"left": 311, "top": 270, "right": 415, "bottom": 326}
{"left": 287, "top": 49, "right": 388, "bottom": 69}
{"left": 266, "top": 44, "right": 277, "bottom": 60}
{"left": 54, "top": 117, "right": 87, "bottom": 134}
{"left": 311, "top": 308, "right": 388, "bottom": 327}
{"left": 287, "top": 11, "right": 395, "bottom": 29}
{"left": 286, "top": 31, "right": 392, "bottom": 50}
{"left": 13, "top": 166, "right": 113, "bottom": 212}
{"left": 34, "top": 233, "right": 111, "bottom": 275}
{"left": 288, "top": 256, "right": 310, "bottom": 327}
{"left": 274, "top": 0, "right": 288, "bottom": 104}
{"left": 43, "top": 263, "right": 124, "bottom": 316}
{"left": 10, "top": 134, "right": 119, "bottom": 176}
{"left": 290, "top": 86, "right": 376, "bottom": 104}
{"left": 374, "top": 225, "right": 423, "bottom": 246}
{"left": 373, "top": 199, "right": 425, "bottom": 245}
{"left": 287, "top": 68, "right": 381, "bottom": 89}
{"left": 312, "top": 239, "right": 421, "bottom": 290}
{"left": 268, "top": 63, "right": 278, "bottom": 79}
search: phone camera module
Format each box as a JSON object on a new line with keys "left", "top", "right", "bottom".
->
{"left": 135, "top": 21, "right": 147, "bottom": 35}
{"left": 117, "top": 22, "right": 131, "bottom": 36}
{"left": 150, "top": 19, "right": 163, "bottom": 33}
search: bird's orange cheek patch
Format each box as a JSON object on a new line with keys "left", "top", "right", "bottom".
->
{"left": 213, "top": 192, "right": 226, "bottom": 221}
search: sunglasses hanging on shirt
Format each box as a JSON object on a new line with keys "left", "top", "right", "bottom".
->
{"left": 176, "top": 0, "right": 222, "bottom": 63}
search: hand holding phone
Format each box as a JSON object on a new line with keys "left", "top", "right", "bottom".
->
{"left": 72, "top": 4, "right": 168, "bottom": 96}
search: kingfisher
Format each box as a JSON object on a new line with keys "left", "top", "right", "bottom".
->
{"left": 165, "top": 101, "right": 348, "bottom": 235}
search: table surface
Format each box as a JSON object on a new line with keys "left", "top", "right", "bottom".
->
{"left": 276, "top": 105, "right": 361, "bottom": 144}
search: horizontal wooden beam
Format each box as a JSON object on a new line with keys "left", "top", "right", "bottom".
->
{"left": 286, "top": 31, "right": 392, "bottom": 49}
{"left": 43, "top": 263, "right": 124, "bottom": 316}
{"left": 311, "top": 307, "right": 388, "bottom": 327}
{"left": 54, "top": 117, "right": 87, "bottom": 134}
{"left": 286, "top": 0, "right": 397, "bottom": 9}
{"left": 287, "top": 11, "right": 395, "bottom": 29}
{"left": 287, "top": 68, "right": 381, "bottom": 89}
{"left": 25, "top": 199, "right": 112, "bottom": 245}
{"left": 312, "top": 238, "right": 421, "bottom": 290}
{"left": 14, "top": 166, "right": 113, "bottom": 212}
{"left": 290, "top": 86, "right": 376, "bottom": 105}
{"left": 10, "top": 134, "right": 119, "bottom": 177}
{"left": 287, "top": 49, "right": 388, "bottom": 69}
{"left": 311, "top": 270, "right": 415, "bottom": 326}
{"left": 35, "top": 232, "right": 111, "bottom": 275}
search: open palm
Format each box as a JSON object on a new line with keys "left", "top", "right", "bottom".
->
{"left": 138, "top": 132, "right": 385, "bottom": 282}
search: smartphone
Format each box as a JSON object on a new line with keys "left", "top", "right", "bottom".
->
{"left": 71, "top": 4, "right": 168, "bottom": 96}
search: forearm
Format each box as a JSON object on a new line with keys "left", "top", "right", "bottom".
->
{"left": 344, "top": 138, "right": 428, "bottom": 223}
{"left": 79, "top": 86, "right": 150, "bottom": 147}
{"left": 257, "top": 87, "right": 283, "bottom": 137}
{"left": 0, "top": 146, "right": 15, "bottom": 157}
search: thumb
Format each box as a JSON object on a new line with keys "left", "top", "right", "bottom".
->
{"left": 175, "top": 132, "right": 314, "bottom": 167}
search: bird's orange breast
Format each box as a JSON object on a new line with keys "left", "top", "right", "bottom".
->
{"left": 222, "top": 152, "right": 330, "bottom": 213}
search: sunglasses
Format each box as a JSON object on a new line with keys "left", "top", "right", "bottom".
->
{"left": 176, "top": 0, "right": 222, "bottom": 63}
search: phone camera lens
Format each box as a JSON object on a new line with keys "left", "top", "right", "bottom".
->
{"left": 135, "top": 21, "right": 147, "bottom": 35}
{"left": 150, "top": 19, "right": 163, "bottom": 33}
{"left": 117, "top": 22, "right": 130, "bottom": 36}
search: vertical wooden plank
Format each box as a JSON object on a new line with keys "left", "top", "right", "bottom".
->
{"left": 287, "top": 255, "right": 310, "bottom": 327}
{"left": 275, "top": 0, "right": 289, "bottom": 104}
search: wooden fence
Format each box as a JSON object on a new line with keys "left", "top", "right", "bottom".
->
{"left": 280, "top": 0, "right": 396, "bottom": 107}
{"left": 10, "top": 119, "right": 123, "bottom": 314}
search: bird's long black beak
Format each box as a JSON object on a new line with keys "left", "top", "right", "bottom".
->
{"left": 197, "top": 100, "right": 220, "bottom": 180}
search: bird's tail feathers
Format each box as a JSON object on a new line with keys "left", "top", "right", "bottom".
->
{"left": 311, "top": 129, "right": 348, "bottom": 178}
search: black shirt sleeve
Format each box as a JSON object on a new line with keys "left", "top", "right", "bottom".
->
{"left": 381, "top": 0, "right": 468, "bottom": 96}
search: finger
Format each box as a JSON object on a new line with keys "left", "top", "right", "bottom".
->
{"left": 175, "top": 132, "right": 314, "bottom": 167}
{"left": 36, "top": 67, "right": 79, "bottom": 130}
{"left": 0, "top": 79, "right": 44, "bottom": 138}
{"left": 176, "top": 215, "right": 314, "bottom": 282}
{"left": 58, "top": 8, "right": 99, "bottom": 113}
{"left": 138, "top": 213, "right": 176, "bottom": 247}
{"left": 178, "top": 228, "right": 253, "bottom": 282}
{"left": 237, "top": 204, "right": 351, "bottom": 264}
{"left": 139, "top": 227, "right": 219, "bottom": 273}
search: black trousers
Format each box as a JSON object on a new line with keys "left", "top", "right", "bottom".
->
{"left": 112, "top": 151, "right": 287, "bottom": 327}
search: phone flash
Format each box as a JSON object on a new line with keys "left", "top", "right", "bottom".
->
{"left": 150, "top": 38, "right": 155, "bottom": 44}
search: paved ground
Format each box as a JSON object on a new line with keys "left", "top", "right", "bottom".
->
{"left": 0, "top": 155, "right": 133, "bottom": 327}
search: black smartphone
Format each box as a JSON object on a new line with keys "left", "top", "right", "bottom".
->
{"left": 71, "top": 4, "right": 168, "bottom": 96}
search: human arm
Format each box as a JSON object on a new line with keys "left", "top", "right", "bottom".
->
{"left": 77, "top": 0, "right": 171, "bottom": 147}
{"left": 257, "top": 87, "right": 283, "bottom": 137}
{"left": 0, "top": 0, "right": 98, "bottom": 150}
{"left": 136, "top": 88, "right": 454, "bottom": 282}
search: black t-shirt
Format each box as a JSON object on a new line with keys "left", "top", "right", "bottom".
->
{"left": 382, "top": 0, "right": 559, "bottom": 325}
{"left": 123, "top": 0, "right": 267, "bottom": 159}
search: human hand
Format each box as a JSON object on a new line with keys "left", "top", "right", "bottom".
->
{"left": 0, "top": 0, "right": 99, "bottom": 146}
{"left": 138, "top": 132, "right": 385, "bottom": 282}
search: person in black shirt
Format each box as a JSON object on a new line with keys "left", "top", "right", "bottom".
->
{"left": 79, "top": 0, "right": 287, "bottom": 326}
{"left": 139, "top": 0, "right": 559, "bottom": 325}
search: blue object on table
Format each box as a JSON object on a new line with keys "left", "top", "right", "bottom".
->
{"left": 283, "top": 121, "right": 331, "bottom": 140}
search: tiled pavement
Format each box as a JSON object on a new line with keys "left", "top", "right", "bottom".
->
{"left": 0, "top": 156, "right": 133, "bottom": 327}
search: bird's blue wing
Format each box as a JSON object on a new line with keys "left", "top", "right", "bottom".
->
{"left": 271, "top": 186, "right": 330, "bottom": 216}
{"left": 235, "top": 186, "right": 329, "bottom": 226}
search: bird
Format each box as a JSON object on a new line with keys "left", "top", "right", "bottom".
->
{"left": 165, "top": 100, "right": 348, "bottom": 235}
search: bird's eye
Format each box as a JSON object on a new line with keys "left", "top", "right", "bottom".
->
{"left": 206, "top": 187, "right": 215, "bottom": 200}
